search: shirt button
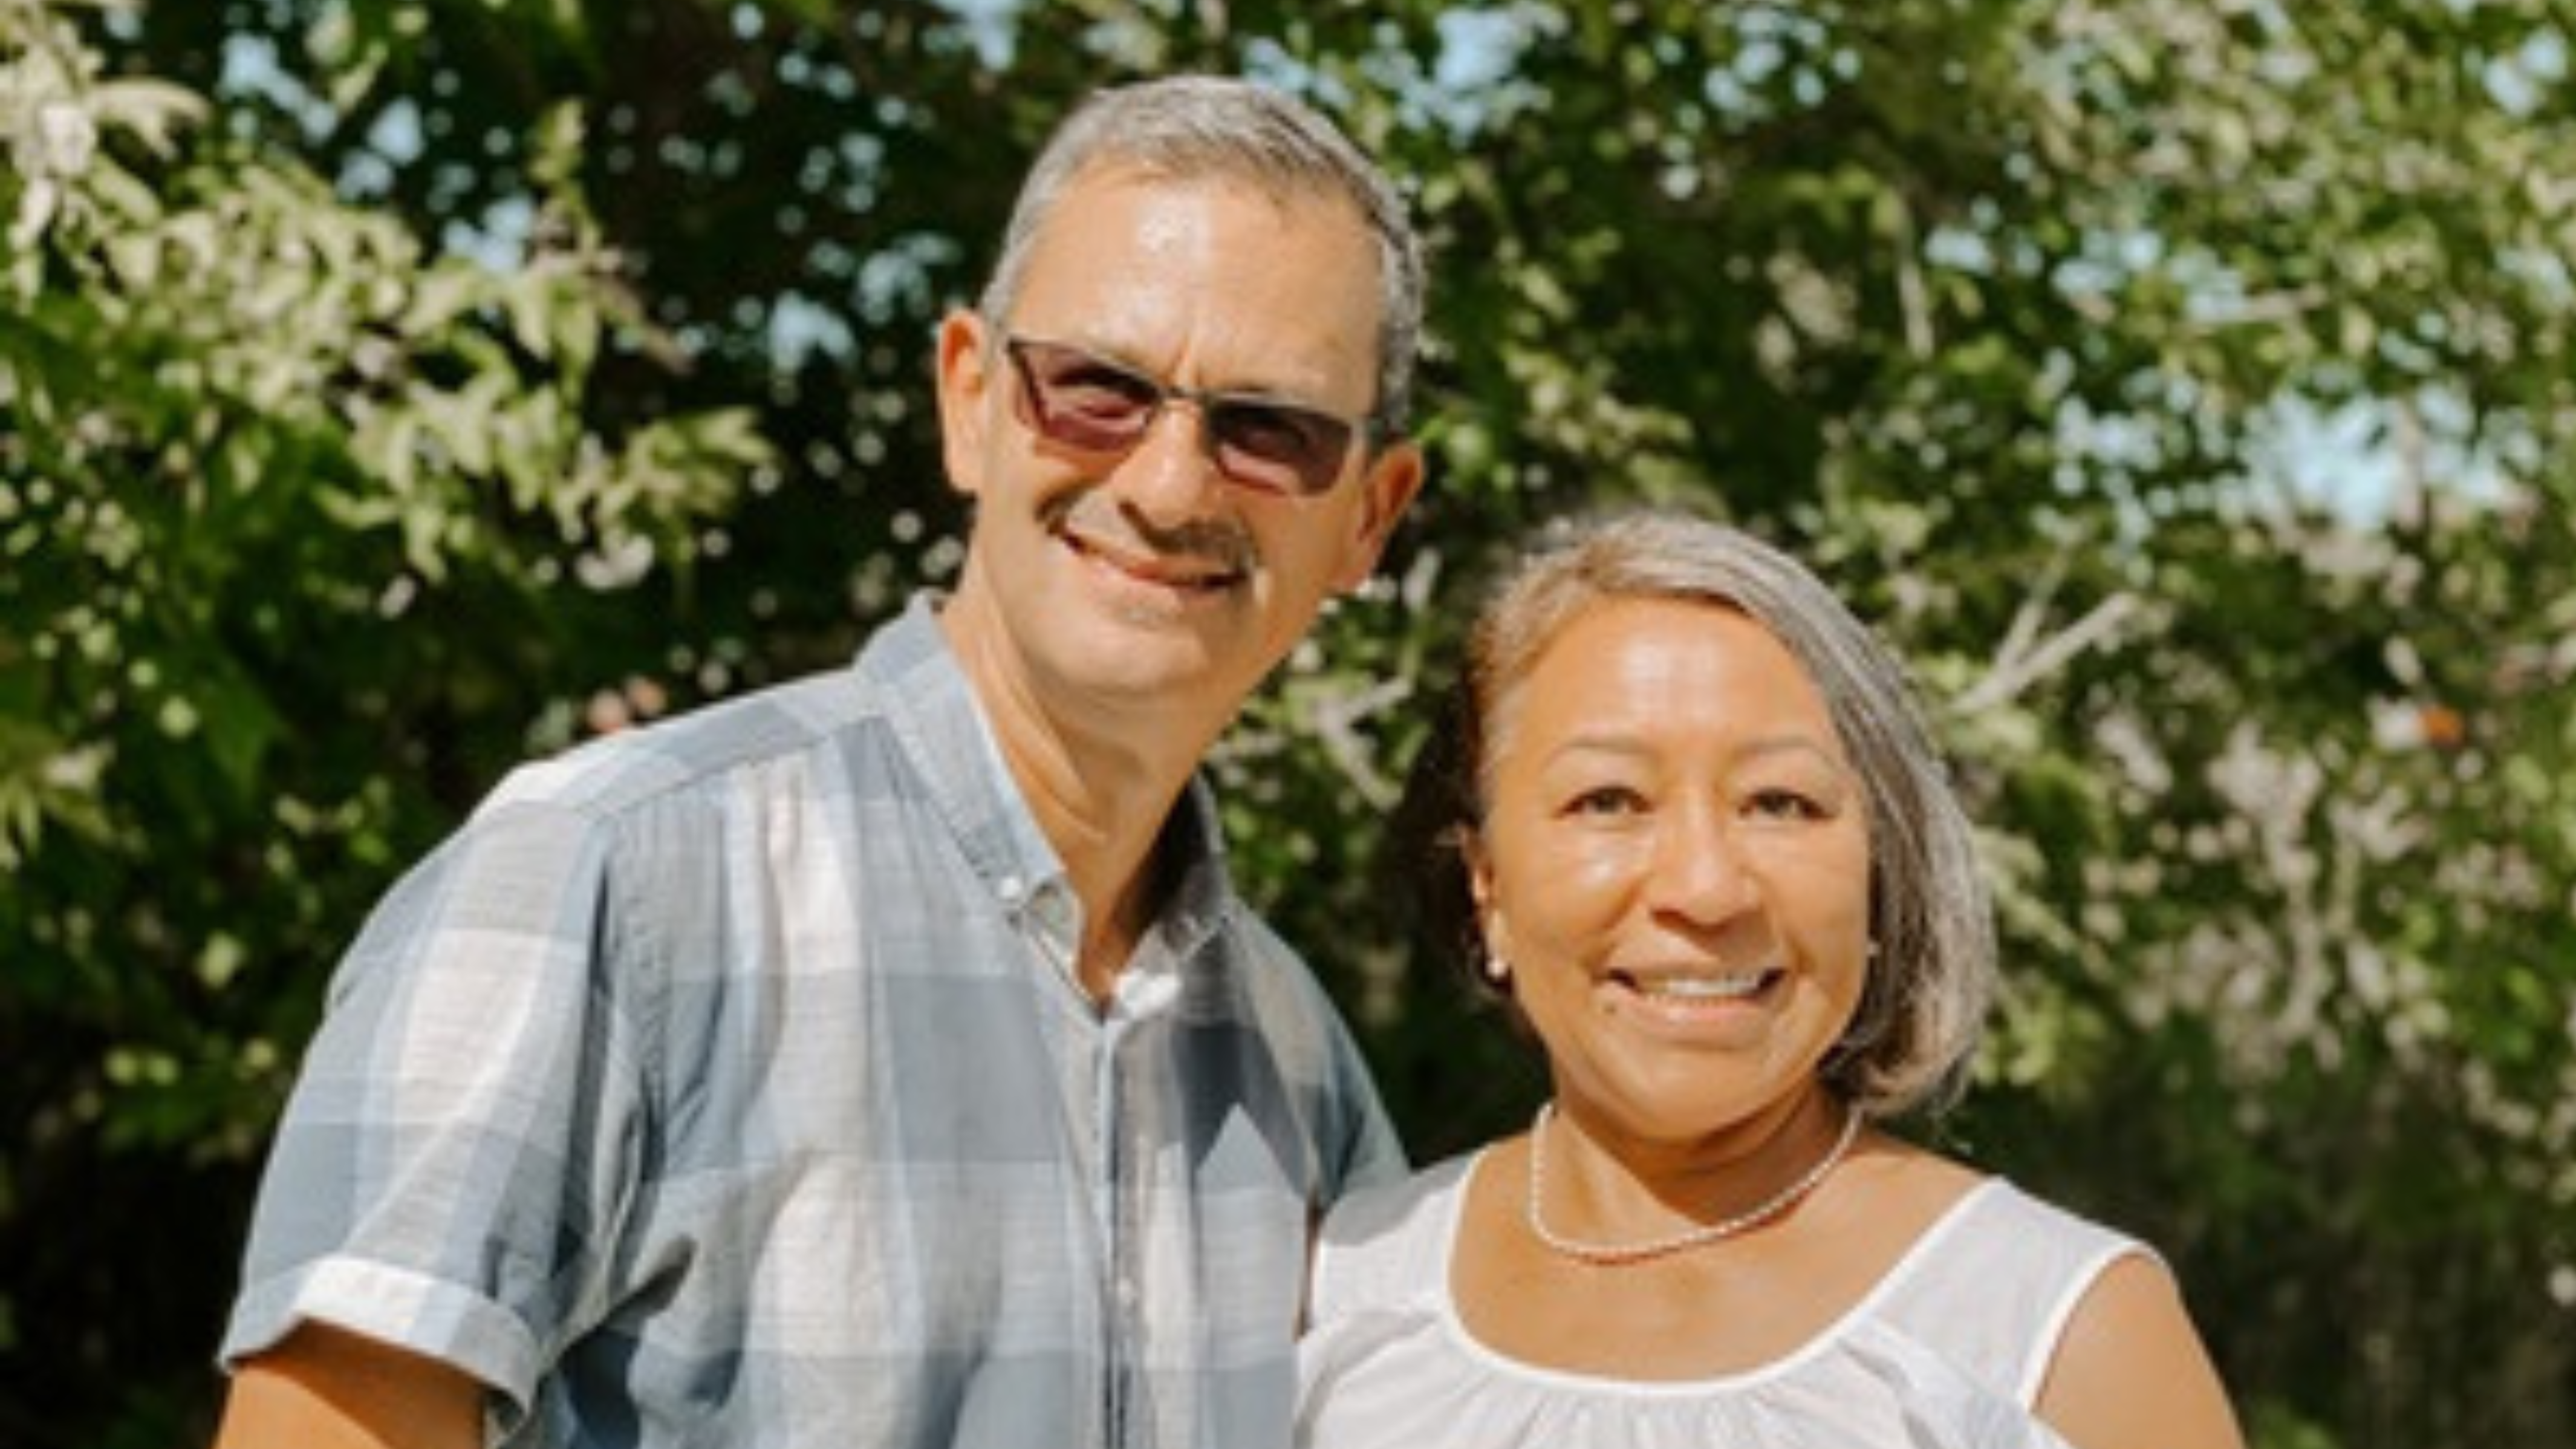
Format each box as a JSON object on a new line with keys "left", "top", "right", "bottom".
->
{"left": 996, "top": 874, "right": 1024, "bottom": 905}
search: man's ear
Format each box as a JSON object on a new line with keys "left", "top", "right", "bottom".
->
{"left": 934, "top": 310, "right": 996, "bottom": 501}
{"left": 1331, "top": 438, "right": 1426, "bottom": 593}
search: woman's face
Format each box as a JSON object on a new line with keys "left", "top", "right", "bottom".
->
{"left": 1470, "top": 596, "right": 1873, "bottom": 1144}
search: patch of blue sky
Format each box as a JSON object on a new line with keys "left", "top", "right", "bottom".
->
{"left": 217, "top": 32, "right": 332, "bottom": 141}
{"left": 443, "top": 194, "right": 533, "bottom": 272}
{"left": 939, "top": 0, "right": 1021, "bottom": 68}
{"left": 2266, "top": 399, "right": 2407, "bottom": 524}
{"left": 767, "top": 292, "right": 853, "bottom": 368}
{"left": 2483, "top": 25, "right": 2566, "bottom": 117}
{"left": 2264, "top": 392, "right": 2516, "bottom": 526}
{"left": 1419, "top": 4, "right": 1555, "bottom": 135}
{"left": 1436, "top": 5, "right": 1535, "bottom": 91}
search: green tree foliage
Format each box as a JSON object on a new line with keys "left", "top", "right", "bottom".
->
{"left": 1, "top": 1, "right": 765, "bottom": 1439}
{"left": 2, "top": 1, "right": 2569, "bottom": 1444}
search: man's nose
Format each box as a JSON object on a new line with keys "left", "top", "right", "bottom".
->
{"left": 1110, "top": 400, "right": 1228, "bottom": 520}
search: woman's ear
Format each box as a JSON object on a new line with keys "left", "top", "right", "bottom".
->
{"left": 1463, "top": 829, "right": 1508, "bottom": 977}
{"left": 1462, "top": 827, "right": 1494, "bottom": 915}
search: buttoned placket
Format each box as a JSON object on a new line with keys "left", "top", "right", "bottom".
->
{"left": 1004, "top": 871, "right": 1173, "bottom": 1449}
{"left": 1099, "top": 952, "right": 1182, "bottom": 1449}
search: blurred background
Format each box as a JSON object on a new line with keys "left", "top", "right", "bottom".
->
{"left": 4, "top": 1, "right": 2572, "bottom": 1444}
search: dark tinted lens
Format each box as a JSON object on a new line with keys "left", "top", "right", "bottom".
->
{"left": 1015, "top": 342, "right": 1157, "bottom": 451}
{"left": 1208, "top": 400, "right": 1355, "bottom": 495}
{"left": 1007, "top": 336, "right": 1362, "bottom": 495}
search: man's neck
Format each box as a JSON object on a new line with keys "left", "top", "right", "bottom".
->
{"left": 1007, "top": 717, "right": 1189, "bottom": 999}
{"left": 937, "top": 602, "right": 1225, "bottom": 1000}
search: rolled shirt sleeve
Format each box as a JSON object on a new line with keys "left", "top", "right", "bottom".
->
{"left": 222, "top": 793, "right": 652, "bottom": 1430}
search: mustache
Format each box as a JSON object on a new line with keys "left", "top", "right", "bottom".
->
{"left": 1044, "top": 492, "right": 1258, "bottom": 576}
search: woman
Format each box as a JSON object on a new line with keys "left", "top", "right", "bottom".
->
{"left": 1297, "top": 513, "right": 2242, "bottom": 1449}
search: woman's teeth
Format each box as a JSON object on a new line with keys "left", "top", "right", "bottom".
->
{"left": 1627, "top": 970, "right": 1774, "bottom": 1001}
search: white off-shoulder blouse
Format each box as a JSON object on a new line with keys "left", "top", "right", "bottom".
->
{"left": 1296, "top": 1153, "right": 2146, "bottom": 1448}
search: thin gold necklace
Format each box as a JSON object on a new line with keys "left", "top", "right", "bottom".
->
{"left": 1524, "top": 1101, "right": 1862, "bottom": 1266}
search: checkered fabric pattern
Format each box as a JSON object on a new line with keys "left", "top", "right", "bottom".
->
{"left": 223, "top": 596, "right": 1406, "bottom": 1448}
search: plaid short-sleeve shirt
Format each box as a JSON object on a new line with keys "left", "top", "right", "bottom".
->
{"left": 222, "top": 596, "right": 1407, "bottom": 1448}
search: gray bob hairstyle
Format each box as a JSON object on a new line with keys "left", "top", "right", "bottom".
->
{"left": 974, "top": 74, "right": 1426, "bottom": 438}
{"left": 1440, "top": 512, "right": 1996, "bottom": 1119}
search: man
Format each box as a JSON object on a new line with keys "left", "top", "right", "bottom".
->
{"left": 213, "top": 74, "right": 1426, "bottom": 1448}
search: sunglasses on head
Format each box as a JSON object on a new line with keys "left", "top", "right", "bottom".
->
{"left": 1003, "top": 334, "right": 1377, "bottom": 498}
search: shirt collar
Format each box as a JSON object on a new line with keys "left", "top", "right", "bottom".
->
{"left": 856, "top": 593, "right": 1231, "bottom": 953}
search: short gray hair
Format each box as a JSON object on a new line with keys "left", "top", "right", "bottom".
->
{"left": 1442, "top": 511, "right": 1995, "bottom": 1118}
{"left": 975, "top": 74, "right": 1425, "bottom": 437}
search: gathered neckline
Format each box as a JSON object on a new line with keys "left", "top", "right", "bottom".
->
{"left": 1432, "top": 1150, "right": 2008, "bottom": 1398}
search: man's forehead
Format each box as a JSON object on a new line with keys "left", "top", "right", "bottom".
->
{"left": 1014, "top": 171, "right": 1382, "bottom": 324}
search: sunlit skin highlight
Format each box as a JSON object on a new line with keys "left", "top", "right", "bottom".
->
{"left": 1470, "top": 596, "right": 1872, "bottom": 1225}
{"left": 930, "top": 167, "right": 1422, "bottom": 995}
{"left": 935, "top": 169, "right": 1420, "bottom": 747}
{"left": 1417, "top": 541, "right": 2246, "bottom": 1449}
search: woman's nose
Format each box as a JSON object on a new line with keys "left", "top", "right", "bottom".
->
{"left": 1645, "top": 804, "right": 1761, "bottom": 923}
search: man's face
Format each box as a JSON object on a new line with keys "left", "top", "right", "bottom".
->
{"left": 935, "top": 166, "right": 1423, "bottom": 735}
